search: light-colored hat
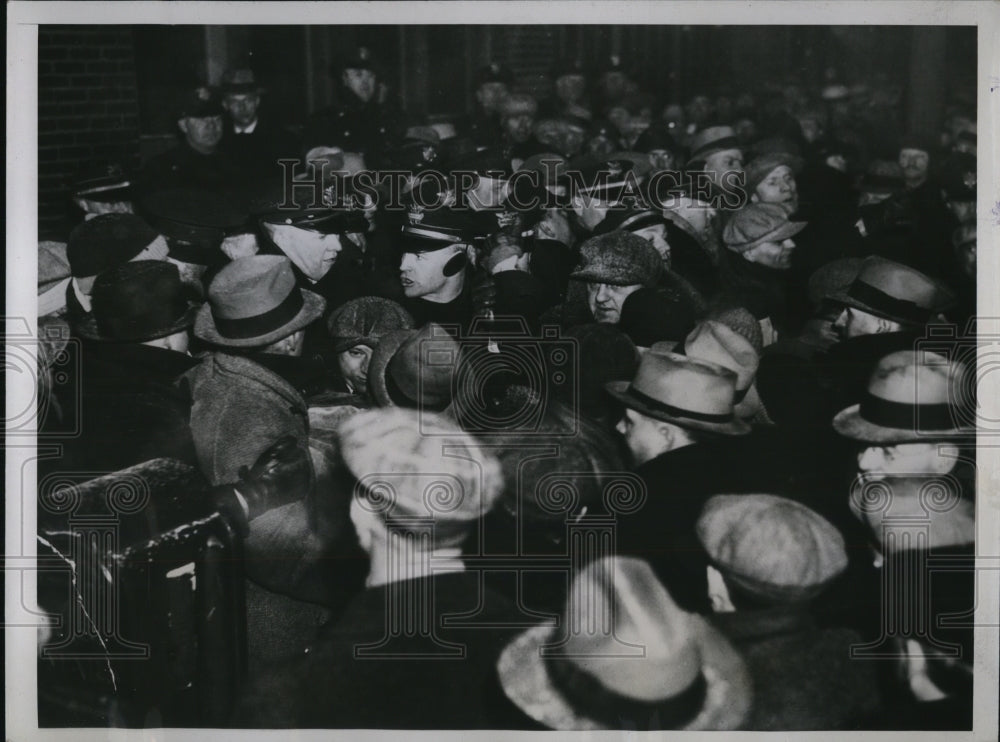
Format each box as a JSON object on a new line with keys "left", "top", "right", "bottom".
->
{"left": 829, "top": 256, "right": 954, "bottom": 326}
{"left": 832, "top": 349, "right": 975, "bottom": 443}
{"left": 722, "top": 203, "right": 807, "bottom": 254}
{"left": 500, "top": 93, "right": 538, "bottom": 118}
{"left": 605, "top": 351, "right": 751, "bottom": 435}
{"left": 496, "top": 555, "right": 752, "bottom": 730}
{"left": 194, "top": 255, "right": 325, "bottom": 347}
{"left": 697, "top": 494, "right": 848, "bottom": 602}
{"left": 653, "top": 320, "right": 763, "bottom": 420}
{"left": 337, "top": 407, "right": 503, "bottom": 526}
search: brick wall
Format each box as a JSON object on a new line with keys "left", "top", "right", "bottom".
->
{"left": 38, "top": 26, "right": 141, "bottom": 240}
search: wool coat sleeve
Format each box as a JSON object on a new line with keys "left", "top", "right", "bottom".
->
{"left": 187, "top": 355, "right": 310, "bottom": 487}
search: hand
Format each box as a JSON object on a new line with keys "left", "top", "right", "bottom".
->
{"left": 236, "top": 436, "right": 314, "bottom": 522}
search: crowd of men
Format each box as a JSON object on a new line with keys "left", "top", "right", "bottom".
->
{"left": 36, "top": 43, "right": 979, "bottom": 730}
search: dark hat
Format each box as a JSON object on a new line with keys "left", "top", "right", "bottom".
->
{"left": 220, "top": 68, "right": 264, "bottom": 96}
{"left": 748, "top": 136, "right": 803, "bottom": 160}
{"left": 338, "top": 44, "right": 378, "bottom": 73}
{"left": 367, "top": 323, "right": 459, "bottom": 409}
{"left": 744, "top": 152, "right": 804, "bottom": 194}
{"left": 78, "top": 260, "right": 199, "bottom": 342}
{"left": 177, "top": 86, "right": 223, "bottom": 119}
{"left": 807, "top": 257, "right": 864, "bottom": 310}
{"left": 898, "top": 130, "right": 937, "bottom": 155}
{"left": 570, "top": 232, "right": 662, "bottom": 287}
{"left": 258, "top": 206, "right": 369, "bottom": 236}
{"left": 618, "top": 287, "right": 697, "bottom": 347}
{"left": 140, "top": 188, "right": 248, "bottom": 265}
{"left": 633, "top": 124, "right": 679, "bottom": 155}
{"left": 591, "top": 206, "right": 665, "bottom": 237}
{"left": 569, "top": 155, "right": 637, "bottom": 203}
{"left": 697, "top": 494, "right": 848, "bottom": 603}
{"left": 497, "top": 556, "right": 751, "bottom": 731}
{"left": 67, "top": 213, "right": 160, "bottom": 278}
{"left": 477, "top": 61, "right": 513, "bottom": 87}
{"left": 722, "top": 203, "right": 807, "bottom": 254}
{"left": 938, "top": 151, "right": 977, "bottom": 200}
{"left": 832, "top": 349, "right": 974, "bottom": 443}
{"left": 859, "top": 160, "right": 905, "bottom": 195}
{"left": 326, "top": 296, "right": 414, "bottom": 353}
{"left": 829, "top": 256, "right": 954, "bottom": 326}
{"left": 73, "top": 163, "right": 132, "bottom": 203}
{"left": 194, "top": 255, "right": 326, "bottom": 347}
{"left": 398, "top": 205, "right": 494, "bottom": 253}
{"left": 605, "top": 351, "right": 751, "bottom": 435}
{"left": 446, "top": 146, "right": 512, "bottom": 178}
{"left": 687, "top": 126, "right": 741, "bottom": 164}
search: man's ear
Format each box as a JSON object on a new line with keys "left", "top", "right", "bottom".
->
{"left": 652, "top": 419, "right": 675, "bottom": 448}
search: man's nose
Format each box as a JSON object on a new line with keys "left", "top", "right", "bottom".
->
{"left": 832, "top": 308, "right": 848, "bottom": 330}
{"left": 400, "top": 254, "right": 415, "bottom": 271}
{"left": 858, "top": 447, "right": 883, "bottom": 471}
{"left": 615, "top": 418, "right": 627, "bottom": 435}
{"left": 596, "top": 285, "right": 612, "bottom": 302}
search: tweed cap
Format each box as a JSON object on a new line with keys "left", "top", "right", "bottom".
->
{"left": 705, "top": 307, "right": 764, "bottom": 357}
{"left": 326, "top": 296, "right": 414, "bottom": 353}
{"left": 807, "top": 258, "right": 864, "bottom": 310}
{"left": 570, "top": 232, "right": 662, "bottom": 287}
{"left": 722, "top": 203, "right": 807, "bottom": 253}
{"left": 67, "top": 213, "right": 161, "bottom": 278}
{"left": 338, "top": 407, "right": 503, "bottom": 524}
{"left": 697, "top": 494, "right": 848, "bottom": 602}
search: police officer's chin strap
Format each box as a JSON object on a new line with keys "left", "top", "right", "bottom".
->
{"left": 209, "top": 435, "right": 315, "bottom": 537}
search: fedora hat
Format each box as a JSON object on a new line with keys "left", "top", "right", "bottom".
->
{"left": 652, "top": 320, "right": 764, "bottom": 420}
{"left": 833, "top": 349, "right": 974, "bottom": 443}
{"left": 220, "top": 68, "right": 264, "bottom": 96}
{"left": 497, "top": 556, "right": 751, "bottom": 730}
{"left": 194, "top": 255, "right": 325, "bottom": 348}
{"left": 605, "top": 351, "right": 751, "bottom": 435}
{"left": 686, "top": 125, "right": 741, "bottom": 165}
{"left": 78, "top": 260, "right": 199, "bottom": 342}
{"left": 368, "top": 323, "right": 458, "bottom": 409}
{"left": 830, "top": 256, "right": 954, "bottom": 326}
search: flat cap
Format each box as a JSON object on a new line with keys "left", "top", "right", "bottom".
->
{"left": 326, "top": 296, "right": 414, "bottom": 352}
{"left": 723, "top": 202, "right": 807, "bottom": 253}
{"left": 697, "top": 494, "right": 848, "bottom": 602}
{"left": 570, "top": 231, "right": 663, "bottom": 287}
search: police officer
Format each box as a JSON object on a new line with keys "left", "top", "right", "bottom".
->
{"left": 304, "top": 45, "right": 402, "bottom": 166}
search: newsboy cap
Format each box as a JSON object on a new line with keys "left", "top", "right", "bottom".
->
{"left": 722, "top": 202, "right": 807, "bottom": 254}
{"left": 338, "top": 407, "right": 504, "bottom": 530}
{"left": 570, "top": 232, "right": 663, "bottom": 287}
{"left": 697, "top": 494, "right": 848, "bottom": 602}
{"left": 67, "top": 213, "right": 161, "bottom": 279}
{"left": 326, "top": 296, "right": 414, "bottom": 353}
{"left": 743, "top": 152, "right": 803, "bottom": 195}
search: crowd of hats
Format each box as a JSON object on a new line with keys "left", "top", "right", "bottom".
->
{"left": 35, "top": 42, "right": 981, "bottom": 733}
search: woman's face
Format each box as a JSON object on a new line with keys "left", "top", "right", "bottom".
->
{"left": 337, "top": 344, "right": 374, "bottom": 394}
